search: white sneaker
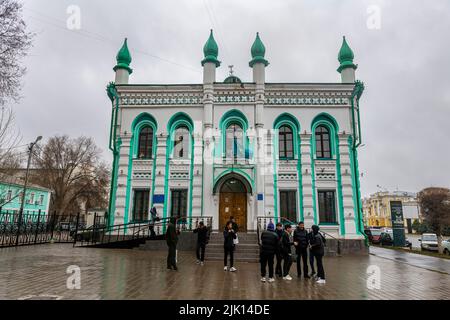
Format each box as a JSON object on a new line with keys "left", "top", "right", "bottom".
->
{"left": 316, "top": 278, "right": 326, "bottom": 284}
{"left": 200, "top": 262, "right": 204, "bottom": 266}
{"left": 268, "top": 278, "right": 275, "bottom": 283}
{"left": 224, "top": 266, "right": 228, "bottom": 271}
{"left": 283, "top": 275, "right": 293, "bottom": 281}
{"left": 229, "top": 267, "right": 237, "bottom": 272}
{"left": 261, "top": 277, "right": 266, "bottom": 282}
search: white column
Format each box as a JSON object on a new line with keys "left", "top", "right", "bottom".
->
{"left": 115, "top": 134, "right": 132, "bottom": 225}
{"left": 153, "top": 134, "right": 168, "bottom": 217}
{"left": 300, "top": 133, "right": 314, "bottom": 229}
{"left": 338, "top": 134, "right": 359, "bottom": 238}
{"left": 115, "top": 69, "right": 129, "bottom": 85}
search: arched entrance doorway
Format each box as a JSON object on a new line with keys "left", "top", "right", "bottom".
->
{"left": 219, "top": 178, "right": 248, "bottom": 232}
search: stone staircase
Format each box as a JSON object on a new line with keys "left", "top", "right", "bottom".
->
{"left": 206, "top": 232, "right": 260, "bottom": 263}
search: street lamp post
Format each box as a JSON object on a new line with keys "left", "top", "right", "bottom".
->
{"left": 15, "top": 136, "right": 43, "bottom": 246}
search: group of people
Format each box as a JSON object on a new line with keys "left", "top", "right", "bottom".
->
{"left": 260, "top": 221, "right": 326, "bottom": 284}
{"left": 164, "top": 213, "right": 326, "bottom": 285}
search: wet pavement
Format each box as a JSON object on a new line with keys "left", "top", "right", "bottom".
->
{"left": 0, "top": 244, "right": 449, "bottom": 300}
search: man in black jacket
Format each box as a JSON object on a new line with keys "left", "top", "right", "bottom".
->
{"left": 293, "top": 221, "right": 310, "bottom": 278}
{"left": 310, "top": 225, "right": 326, "bottom": 284}
{"left": 259, "top": 222, "right": 278, "bottom": 282}
{"left": 281, "top": 224, "right": 294, "bottom": 280}
{"left": 193, "top": 221, "right": 208, "bottom": 265}
{"left": 166, "top": 217, "right": 179, "bottom": 271}
{"left": 223, "top": 222, "right": 237, "bottom": 272}
{"left": 275, "top": 223, "right": 283, "bottom": 277}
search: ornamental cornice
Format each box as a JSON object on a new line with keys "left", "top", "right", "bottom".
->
{"left": 120, "top": 92, "right": 203, "bottom": 106}
{"left": 265, "top": 91, "right": 351, "bottom": 106}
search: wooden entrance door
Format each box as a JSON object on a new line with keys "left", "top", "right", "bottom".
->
{"left": 219, "top": 192, "right": 247, "bottom": 232}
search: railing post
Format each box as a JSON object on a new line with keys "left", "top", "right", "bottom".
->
{"left": 50, "top": 211, "right": 56, "bottom": 242}
{"left": 73, "top": 212, "right": 80, "bottom": 247}
{"left": 34, "top": 210, "right": 41, "bottom": 244}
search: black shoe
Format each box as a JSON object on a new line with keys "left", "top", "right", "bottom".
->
{"left": 173, "top": 266, "right": 178, "bottom": 271}
{"left": 167, "top": 266, "right": 172, "bottom": 270}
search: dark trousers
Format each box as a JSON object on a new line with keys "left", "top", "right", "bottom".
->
{"left": 260, "top": 252, "right": 275, "bottom": 278}
{"left": 275, "top": 252, "right": 283, "bottom": 276}
{"left": 282, "top": 253, "right": 292, "bottom": 277}
{"left": 296, "top": 247, "right": 309, "bottom": 277}
{"left": 309, "top": 248, "right": 316, "bottom": 274}
{"left": 149, "top": 225, "right": 156, "bottom": 238}
{"left": 314, "top": 254, "right": 325, "bottom": 279}
{"left": 224, "top": 246, "right": 234, "bottom": 267}
{"left": 167, "top": 244, "right": 177, "bottom": 269}
{"left": 196, "top": 242, "right": 206, "bottom": 262}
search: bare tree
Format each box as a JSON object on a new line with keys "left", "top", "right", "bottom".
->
{"left": 31, "top": 135, "right": 110, "bottom": 215}
{"left": 0, "top": 106, "right": 22, "bottom": 169}
{"left": 418, "top": 187, "right": 450, "bottom": 254}
{"left": 0, "top": 0, "right": 33, "bottom": 105}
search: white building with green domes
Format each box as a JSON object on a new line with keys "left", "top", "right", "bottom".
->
{"left": 106, "top": 31, "right": 366, "bottom": 249}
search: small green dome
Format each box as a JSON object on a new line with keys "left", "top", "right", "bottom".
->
{"left": 114, "top": 38, "right": 133, "bottom": 74}
{"left": 249, "top": 32, "right": 269, "bottom": 67}
{"left": 202, "top": 30, "right": 221, "bottom": 67}
{"left": 224, "top": 75, "right": 242, "bottom": 84}
{"left": 337, "top": 36, "right": 357, "bottom": 73}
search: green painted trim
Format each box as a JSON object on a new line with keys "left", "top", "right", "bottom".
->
{"left": 348, "top": 135, "right": 360, "bottom": 234}
{"left": 164, "top": 113, "right": 195, "bottom": 221}
{"left": 310, "top": 113, "right": 341, "bottom": 227}
{"left": 219, "top": 109, "right": 249, "bottom": 159}
{"left": 272, "top": 137, "right": 278, "bottom": 219}
{"left": 212, "top": 168, "right": 254, "bottom": 194}
{"left": 108, "top": 139, "right": 121, "bottom": 226}
{"left": 273, "top": 113, "right": 302, "bottom": 221}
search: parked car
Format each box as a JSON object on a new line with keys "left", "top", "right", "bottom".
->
{"left": 419, "top": 233, "right": 439, "bottom": 252}
{"left": 443, "top": 239, "right": 450, "bottom": 255}
{"left": 369, "top": 228, "right": 383, "bottom": 244}
{"left": 380, "top": 230, "right": 412, "bottom": 248}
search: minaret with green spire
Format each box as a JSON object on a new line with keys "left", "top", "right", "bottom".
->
{"left": 337, "top": 36, "right": 357, "bottom": 83}
{"left": 201, "top": 30, "right": 221, "bottom": 67}
{"left": 249, "top": 32, "right": 269, "bottom": 68}
{"left": 114, "top": 38, "right": 132, "bottom": 84}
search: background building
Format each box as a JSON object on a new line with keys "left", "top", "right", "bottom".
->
{"left": 363, "top": 191, "right": 422, "bottom": 232}
{"left": 0, "top": 175, "right": 51, "bottom": 215}
{"left": 106, "top": 31, "right": 366, "bottom": 244}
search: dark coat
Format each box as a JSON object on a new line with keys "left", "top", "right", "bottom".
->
{"left": 166, "top": 223, "right": 178, "bottom": 246}
{"left": 275, "top": 229, "right": 283, "bottom": 254}
{"left": 223, "top": 228, "right": 237, "bottom": 249}
{"left": 293, "top": 227, "right": 309, "bottom": 249}
{"left": 260, "top": 230, "right": 279, "bottom": 255}
{"left": 310, "top": 233, "right": 325, "bottom": 256}
{"left": 193, "top": 226, "right": 208, "bottom": 244}
{"left": 226, "top": 220, "right": 239, "bottom": 233}
{"left": 281, "top": 231, "right": 293, "bottom": 255}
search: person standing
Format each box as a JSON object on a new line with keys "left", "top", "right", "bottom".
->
{"left": 259, "top": 222, "right": 278, "bottom": 283}
{"left": 223, "top": 221, "right": 237, "bottom": 272}
{"left": 166, "top": 217, "right": 178, "bottom": 271}
{"left": 227, "top": 216, "right": 239, "bottom": 233}
{"left": 310, "top": 225, "right": 326, "bottom": 284}
{"left": 307, "top": 228, "right": 316, "bottom": 278}
{"left": 274, "top": 222, "right": 284, "bottom": 278}
{"left": 193, "top": 221, "right": 208, "bottom": 265}
{"left": 149, "top": 207, "right": 158, "bottom": 238}
{"left": 281, "top": 224, "right": 294, "bottom": 280}
{"left": 293, "top": 221, "right": 310, "bottom": 279}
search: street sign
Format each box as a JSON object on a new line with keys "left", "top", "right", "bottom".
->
{"left": 390, "top": 201, "right": 406, "bottom": 247}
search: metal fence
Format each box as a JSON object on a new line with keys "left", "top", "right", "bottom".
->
{"left": 0, "top": 209, "right": 106, "bottom": 248}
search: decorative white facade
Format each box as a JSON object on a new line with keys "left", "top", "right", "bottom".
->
{"left": 106, "top": 33, "right": 366, "bottom": 241}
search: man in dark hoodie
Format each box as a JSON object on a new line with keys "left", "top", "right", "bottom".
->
{"left": 310, "top": 225, "right": 326, "bottom": 284}
{"left": 193, "top": 221, "right": 209, "bottom": 265}
{"left": 259, "top": 222, "right": 278, "bottom": 282}
{"left": 293, "top": 221, "right": 310, "bottom": 278}
{"left": 275, "top": 222, "right": 284, "bottom": 278}
{"left": 223, "top": 221, "right": 237, "bottom": 272}
{"left": 166, "top": 217, "right": 179, "bottom": 271}
{"left": 281, "top": 224, "right": 294, "bottom": 280}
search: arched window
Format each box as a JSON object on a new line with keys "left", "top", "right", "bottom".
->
{"left": 226, "top": 123, "right": 244, "bottom": 159}
{"left": 279, "top": 125, "right": 294, "bottom": 159}
{"left": 138, "top": 127, "right": 153, "bottom": 159}
{"left": 174, "top": 126, "right": 190, "bottom": 159}
{"left": 315, "top": 125, "right": 331, "bottom": 159}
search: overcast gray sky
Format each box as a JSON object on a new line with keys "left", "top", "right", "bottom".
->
{"left": 13, "top": 0, "right": 450, "bottom": 196}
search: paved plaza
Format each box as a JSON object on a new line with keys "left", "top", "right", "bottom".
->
{"left": 0, "top": 244, "right": 449, "bottom": 300}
